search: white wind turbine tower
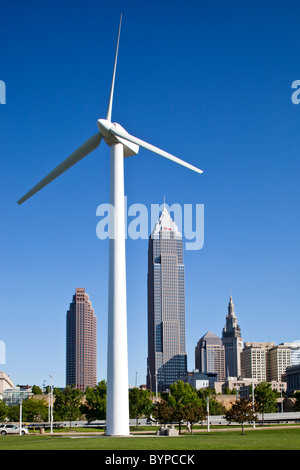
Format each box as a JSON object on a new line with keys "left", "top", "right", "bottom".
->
{"left": 17, "top": 15, "right": 203, "bottom": 436}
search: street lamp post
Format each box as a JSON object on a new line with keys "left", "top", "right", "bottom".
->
{"left": 206, "top": 396, "right": 210, "bottom": 433}
{"left": 49, "top": 374, "right": 53, "bottom": 434}
{"left": 252, "top": 374, "right": 255, "bottom": 429}
{"left": 48, "top": 388, "right": 50, "bottom": 423}
{"left": 19, "top": 399, "right": 22, "bottom": 436}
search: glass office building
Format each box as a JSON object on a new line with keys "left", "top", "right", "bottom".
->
{"left": 147, "top": 208, "right": 187, "bottom": 392}
{"left": 195, "top": 331, "right": 226, "bottom": 382}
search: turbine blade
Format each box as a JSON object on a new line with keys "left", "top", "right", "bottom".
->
{"left": 17, "top": 132, "right": 102, "bottom": 205}
{"left": 106, "top": 14, "right": 122, "bottom": 122}
{"left": 109, "top": 127, "right": 203, "bottom": 174}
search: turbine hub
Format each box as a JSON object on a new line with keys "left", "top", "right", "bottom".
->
{"left": 97, "top": 119, "right": 139, "bottom": 157}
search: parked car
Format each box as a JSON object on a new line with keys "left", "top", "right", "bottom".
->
{"left": 0, "top": 424, "right": 28, "bottom": 435}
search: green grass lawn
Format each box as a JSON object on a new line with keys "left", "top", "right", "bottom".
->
{"left": 0, "top": 428, "right": 299, "bottom": 450}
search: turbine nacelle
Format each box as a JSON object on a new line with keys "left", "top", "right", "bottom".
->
{"left": 97, "top": 119, "right": 139, "bottom": 157}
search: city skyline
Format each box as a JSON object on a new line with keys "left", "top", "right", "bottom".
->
{"left": 0, "top": 1, "right": 299, "bottom": 388}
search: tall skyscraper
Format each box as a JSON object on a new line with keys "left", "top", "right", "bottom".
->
{"left": 66, "top": 287, "right": 97, "bottom": 391}
{"left": 222, "top": 296, "right": 243, "bottom": 378}
{"left": 195, "top": 331, "right": 225, "bottom": 382}
{"left": 147, "top": 207, "right": 187, "bottom": 392}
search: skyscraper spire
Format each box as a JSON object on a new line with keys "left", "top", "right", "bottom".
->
{"left": 151, "top": 205, "right": 181, "bottom": 238}
{"left": 228, "top": 295, "right": 236, "bottom": 318}
{"left": 222, "top": 295, "right": 243, "bottom": 378}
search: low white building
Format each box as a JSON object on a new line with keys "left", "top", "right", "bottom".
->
{"left": 181, "top": 370, "right": 218, "bottom": 390}
{"left": 0, "top": 371, "right": 14, "bottom": 395}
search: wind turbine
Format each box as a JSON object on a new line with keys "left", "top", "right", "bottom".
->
{"left": 17, "top": 15, "right": 203, "bottom": 436}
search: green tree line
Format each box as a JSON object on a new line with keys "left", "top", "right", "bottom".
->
{"left": 1, "top": 380, "right": 298, "bottom": 430}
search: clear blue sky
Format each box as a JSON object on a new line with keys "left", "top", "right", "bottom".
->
{"left": 0, "top": 0, "right": 299, "bottom": 389}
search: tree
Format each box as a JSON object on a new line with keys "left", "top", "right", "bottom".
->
{"left": 81, "top": 381, "right": 107, "bottom": 422}
{"left": 0, "top": 400, "right": 8, "bottom": 421}
{"left": 165, "top": 381, "right": 201, "bottom": 434}
{"left": 7, "top": 405, "right": 20, "bottom": 422}
{"left": 197, "top": 387, "right": 226, "bottom": 415}
{"left": 54, "top": 385, "right": 83, "bottom": 429}
{"left": 182, "top": 402, "right": 206, "bottom": 434}
{"left": 152, "top": 400, "right": 175, "bottom": 425}
{"left": 254, "top": 381, "right": 277, "bottom": 424}
{"left": 224, "top": 397, "right": 257, "bottom": 435}
{"left": 224, "top": 387, "right": 237, "bottom": 395}
{"left": 22, "top": 398, "right": 48, "bottom": 422}
{"left": 32, "top": 385, "right": 43, "bottom": 395}
{"left": 293, "top": 391, "right": 300, "bottom": 412}
{"left": 129, "top": 388, "right": 153, "bottom": 428}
